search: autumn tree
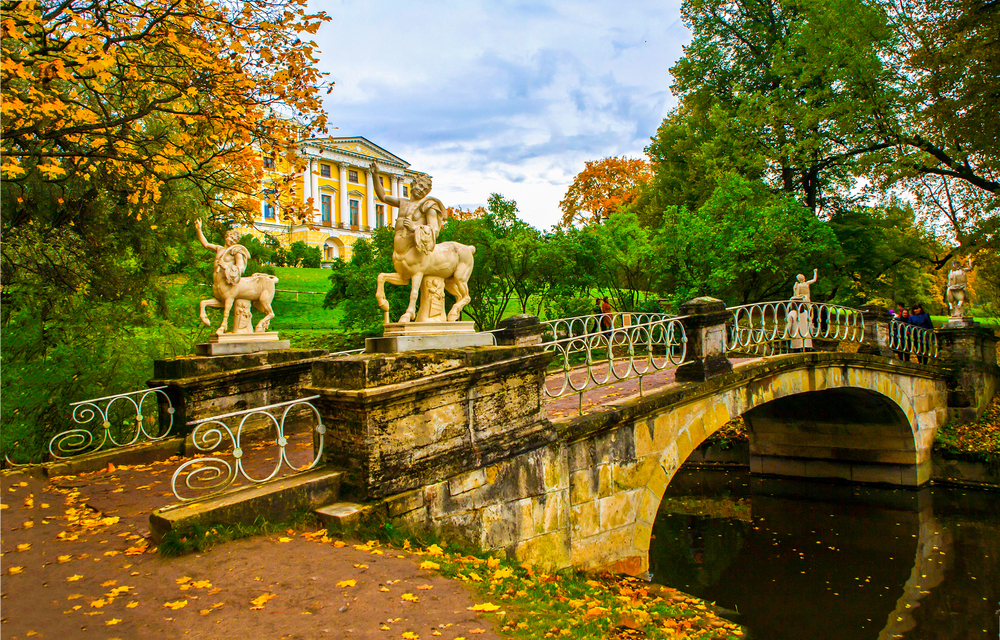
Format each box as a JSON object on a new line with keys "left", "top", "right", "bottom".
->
{"left": 0, "top": 0, "right": 331, "bottom": 461}
{"left": 559, "top": 156, "right": 653, "bottom": 226}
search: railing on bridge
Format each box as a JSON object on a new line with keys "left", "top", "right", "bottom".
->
{"left": 540, "top": 313, "right": 688, "bottom": 413}
{"left": 171, "top": 396, "right": 325, "bottom": 502}
{"left": 889, "top": 322, "right": 938, "bottom": 361}
{"left": 726, "top": 301, "right": 865, "bottom": 356}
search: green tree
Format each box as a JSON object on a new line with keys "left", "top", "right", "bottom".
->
{"left": 658, "top": 174, "right": 842, "bottom": 305}
{"left": 323, "top": 227, "right": 407, "bottom": 335}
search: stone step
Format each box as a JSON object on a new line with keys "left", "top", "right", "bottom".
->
{"left": 314, "top": 501, "right": 383, "bottom": 532}
{"left": 149, "top": 467, "right": 343, "bottom": 542}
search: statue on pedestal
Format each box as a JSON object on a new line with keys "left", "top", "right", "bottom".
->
{"left": 195, "top": 219, "right": 279, "bottom": 335}
{"left": 370, "top": 161, "right": 476, "bottom": 325}
{"left": 947, "top": 257, "right": 975, "bottom": 318}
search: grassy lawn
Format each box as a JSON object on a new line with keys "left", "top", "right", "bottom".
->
{"left": 930, "top": 315, "right": 999, "bottom": 329}
{"left": 272, "top": 266, "right": 333, "bottom": 293}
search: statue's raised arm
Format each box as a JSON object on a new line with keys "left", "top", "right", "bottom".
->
{"left": 806, "top": 268, "right": 818, "bottom": 285}
{"left": 194, "top": 218, "right": 221, "bottom": 252}
{"left": 370, "top": 161, "right": 401, "bottom": 208}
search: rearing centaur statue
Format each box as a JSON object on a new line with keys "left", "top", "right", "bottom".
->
{"left": 371, "top": 161, "right": 475, "bottom": 324}
{"left": 195, "top": 219, "right": 279, "bottom": 335}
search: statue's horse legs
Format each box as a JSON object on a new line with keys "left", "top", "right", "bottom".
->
{"left": 216, "top": 297, "right": 235, "bottom": 335}
{"left": 252, "top": 296, "right": 275, "bottom": 332}
{"left": 376, "top": 271, "right": 410, "bottom": 323}
{"left": 401, "top": 272, "right": 424, "bottom": 323}
{"left": 444, "top": 247, "right": 475, "bottom": 322}
{"left": 199, "top": 298, "right": 223, "bottom": 326}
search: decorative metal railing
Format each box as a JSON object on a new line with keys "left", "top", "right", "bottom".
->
{"left": 170, "top": 396, "right": 324, "bottom": 502}
{"left": 541, "top": 312, "right": 675, "bottom": 342}
{"left": 889, "top": 322, "right": 938, "bottom": 360}
{"left": 48, "top": 386, "right": 175, "bottom": 459}
{"left": 726, "top": 301, "right": 865, "bottom": 355}
{"left": 541, "top": 314, "right": 687, "bottom": 413}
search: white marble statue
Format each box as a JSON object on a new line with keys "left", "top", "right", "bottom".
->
{"left": 793, "top": 269, "right": 818, "bottom": 302}
{"left": 947, "top": 257, "right": 974, "bottom": 318}
{"left": 195, "top": 219, "right": 279, "bottom": 335}
{"left": 370, "top": 161, "right": 476, "bottom": 324}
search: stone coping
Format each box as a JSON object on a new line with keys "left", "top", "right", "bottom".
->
{"left": 552, "top": 352, "right": 956, "bottom": 445}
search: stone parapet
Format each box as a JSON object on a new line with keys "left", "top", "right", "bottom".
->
{"left": 306, "top": 345, "right": 556, "bottom": 500}
{"left": 936, "top": 326, "right": 999, "bottom": 422}
{"left": 493, "top": 315, "right": 547, "bottom": 347}
{"left": 149, "top": 349, "right": 328, "bottom": 436}
{"left": 857, "top": 304, "right": 894, "bottom": 357}
{"left": 675, "top": 297, "right": 732, "bottom": 382}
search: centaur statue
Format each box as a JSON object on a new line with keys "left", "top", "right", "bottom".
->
{"left": 370, "top": 161, "right": 475, "bottom": 324}
{"left": 195, "top": 219, "right": 279, "bottom": 335}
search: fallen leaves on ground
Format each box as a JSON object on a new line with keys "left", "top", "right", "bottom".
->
{"left": 249, "top": 593, "right": 276, "bottom": 610}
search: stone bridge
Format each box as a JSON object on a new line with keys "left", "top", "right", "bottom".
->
{"left": 151, "top": 307, "right": 997, "bottom": 574}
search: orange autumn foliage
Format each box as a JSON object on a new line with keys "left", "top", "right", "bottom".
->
{"left": 1, "top": 0, "right": 331, "bottom": 223}
{"left": 559, "top": 156, "right": 652, "bottom": 227}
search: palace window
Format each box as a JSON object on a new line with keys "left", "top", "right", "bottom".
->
{"left": 348, "top": 169, "right": 359, "bottom": 183}
{"left": 376, "top": 204, "right": 384, "bottom": 228}
{"left": 402, "top": 185, "right": 409, "bottom": 198}
{"left": 321, "top": 195, "right": 332, "bottom": 224}
{"left": 264, "top": 202, "right": 275, "bottom": 219}
{"left": 263, "top": 156, "right": 275, "bottom": 169}
{"left": 349, "top": 199, "right": 359, "bottom": 226}
{"left": 320, "top": 163, "right": 331, "bottom": 177}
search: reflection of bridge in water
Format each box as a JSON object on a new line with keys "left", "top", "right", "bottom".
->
{"left": 649, "top": 470, "right": 961, "bottom": 640}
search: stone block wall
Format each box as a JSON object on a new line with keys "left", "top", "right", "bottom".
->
{"left": 150, "top": 349, "right": 328, "bottom": 437}
{"left": 307, "top": 346, "right": 556, "bottom": 499}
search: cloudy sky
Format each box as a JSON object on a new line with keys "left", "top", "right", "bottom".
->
{"left": 307, "top": 0, "right": 691, "bottom": 229}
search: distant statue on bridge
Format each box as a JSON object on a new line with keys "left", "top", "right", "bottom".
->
{"left": 195, "top": 219, "right": 278, "bottom": 335}
{"left": 793, "top": 269, "right": 818, "bottom": 302}
{"left": 946, "top": 257, "right": 974, "bottom": 318}
{"left": 370, "top": 160, "right": 475, "bottom": 324}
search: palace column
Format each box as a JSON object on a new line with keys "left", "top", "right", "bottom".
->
{"left": 365, "top": 168, "right": 375, "bottom": 230}
{"left": 390, "top": 176, "right": 401, "bottom": 224}
{"left": 338, "top": 163, "right": 349, "bottom": 227}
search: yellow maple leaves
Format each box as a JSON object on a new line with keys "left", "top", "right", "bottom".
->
{"left": 468, "top": 603, "right": 501, "bottom": 612}
{"left": 250, "top": 593, "right": 276, "bottom": 610}
{"left": 163, "top": 600, "right": 188, "bottom": 610}
{"left": 336, "top": 579, "right": 356, "bottom": 588}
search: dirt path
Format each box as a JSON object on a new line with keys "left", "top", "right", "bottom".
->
{"left": 1, "top": 462, "right": 501, "bottom": 640}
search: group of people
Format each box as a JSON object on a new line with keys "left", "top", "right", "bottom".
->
{"left": 891, "top": 301, "right": 934, "bottom": 363}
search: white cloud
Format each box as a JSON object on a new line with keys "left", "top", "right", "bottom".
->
{"left": 307, "top": 0, "right": 691, "bottom": 228}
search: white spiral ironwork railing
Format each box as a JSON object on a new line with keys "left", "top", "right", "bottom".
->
{"left": 48, "top": 386, "right": 175, "bottom": 459}
{"left": 541, "top": 314, "right": 688, "bottom": 413}
{"left": 889, "top": 322, "right": 938, "bottom": 360}
{"left": 726, "top": 301, "right": 865, "bottom": 355}
{"left": 170, "top": 396, "right": 324, "bottom": 502}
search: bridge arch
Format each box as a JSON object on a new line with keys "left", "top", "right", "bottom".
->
{"left": 566, "top": 357, "right": 949, "bottom": 573}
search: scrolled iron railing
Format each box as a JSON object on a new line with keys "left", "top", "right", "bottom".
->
{"left": 170, "top": 396, "right": 324, "bottom": 502}
{"left": 540, "top": 313, "right": 687, "bottom": 413}
{"left": 48, "top": 386, "right": 176, "bottom": 459}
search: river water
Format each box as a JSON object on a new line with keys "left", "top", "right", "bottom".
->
{"left": 649, "top": 467, "right": 999, "bottom": 640}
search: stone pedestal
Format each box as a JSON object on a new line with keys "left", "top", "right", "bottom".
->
{"left": 675, "top": 297, "right": 732, "bottom": 382}
{"left": 306, "top": 346, "right": 556, "bottom": 499}
{"left": 856, "top": 305, "right": 894, "bottom": 357}
{"left": 494, "top": 315, "right": 546, "bottom": 347}
{"left": 937, "top": 326, "right": 999, "bottom": 422}
{"left": 941, "top": 316, "right": 978, "bottom": 329}
{"left": 150, "top": 349, "right": 328, "bottom": 436}
{"left": 196, "top": 331, "right": 290, "bottom": 356}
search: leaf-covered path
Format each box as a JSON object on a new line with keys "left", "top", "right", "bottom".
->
{"left": 0, "top": 462, "right": 502, "bottom": 640}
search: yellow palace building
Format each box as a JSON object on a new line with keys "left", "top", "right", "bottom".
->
{"left": 249, "top": 136, "right": 428, "bottom": 263}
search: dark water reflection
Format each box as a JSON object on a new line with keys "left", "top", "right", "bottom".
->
{"left": 649, "top": 467, "right": 999, "bottom": 640}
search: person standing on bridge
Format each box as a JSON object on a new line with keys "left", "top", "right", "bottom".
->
{"left": 892, "top": 305, "right": 910, "bottom": 361}
{"left": 909, "top": 303, "right": 934, "bottom": 364}
{"left": 601, "top": 297, "right": 613, "bottom": 335}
